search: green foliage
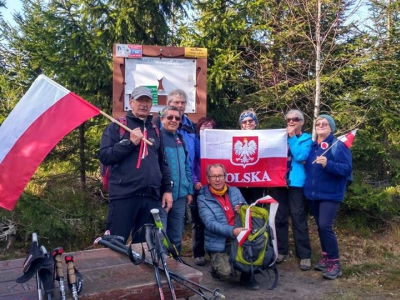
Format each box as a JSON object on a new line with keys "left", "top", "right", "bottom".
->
{"left": 0, "top": 174, "right": 107, "bottom": 251}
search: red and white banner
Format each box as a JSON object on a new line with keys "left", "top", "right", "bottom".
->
{"left": 200, "top": 129, "right": 287, "bottom": 187}
{"left": 338, "top": 129, "right": 358, "bottom": 149}
{"left": 0, "top": 75, "right": 100, "bottom": 211}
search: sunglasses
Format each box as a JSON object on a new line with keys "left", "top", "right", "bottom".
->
{"left": 242, "top": 119, "right": 254, "bottom": 124}
{"left": 315, "top": 122, "right": 330, "bottom": 127}
{"left": 286, "top": 117, "right": 301, "bottom": 123}
{"left": 165, "top": 115, "right": 181, "bottom": 121}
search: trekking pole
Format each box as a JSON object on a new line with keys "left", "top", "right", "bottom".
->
{"left": 65, "top": 255, "right": 79, "bottom": 300}
{"left": 145, "top": 225, "right": 166, "bottom": 300}
{"left": 148, "top": 225, "right": 177, "bottom": 300}
{"left": 40, "top": 246, "right": 54, "bottom": 300}
{"left": 150, "top": 209, "right": 186, "bottom": 264}
{"left": 32, "top": 233, "right": 43, "bottom": 300}
{"left": 51, "top": 247, "right": 66, "bottom": 300}
{"left": 94, "top": 236, "right": 225, "bottom": 300}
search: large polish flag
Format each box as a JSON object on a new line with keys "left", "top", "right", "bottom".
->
{"left": 0, "top": 75, "right": 100, "bottom": 211}
{"left": 200, "top": 129, "right": 287, "bottom": 187}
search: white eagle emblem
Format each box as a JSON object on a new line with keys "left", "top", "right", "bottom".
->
{"left": 233, "top": 138, "right": 258, "bottom": 166}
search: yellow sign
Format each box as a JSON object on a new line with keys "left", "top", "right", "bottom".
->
{"left": 184, "top": 47, "right": 207, "bottom": 58}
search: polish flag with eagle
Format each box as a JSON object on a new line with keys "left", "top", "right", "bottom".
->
{"left": 200, "top": 129, "right": 287, "bottom": 187}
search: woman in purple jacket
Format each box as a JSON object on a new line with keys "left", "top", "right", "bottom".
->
{"left": 304, "top": 115, "right": 352, "bottom": 280}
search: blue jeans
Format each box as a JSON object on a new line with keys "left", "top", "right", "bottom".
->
{"left": 308, "top": 200, "right": 340, "bottom": 259}
{"left": 160, "top": 197, "right": 186, "bottom": 253}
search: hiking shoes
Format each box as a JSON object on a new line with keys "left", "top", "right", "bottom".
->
{"left": 194, "top": 257, "right": 206, "bottom": 266}
{"left": 276, "top": 254, "right": 288, "bottom": 264}
{"left": 210, "top": 269, "right": 222, "bottom": 281}
{"left": 322, "top": 259, "right": 342, "bottom": 280}
{"left": 299, "top": 258, "right": 311, "bottom": 271}
{"left": 240, "top": 273, "right": 260, "bottom": 290}
{"left": 314, "top": 253, "right": 328, "bottom": 271}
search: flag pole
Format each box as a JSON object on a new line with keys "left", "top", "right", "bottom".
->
{"left": 312, "top": 138, "right": 340, "bottom": 164}
{"left": 99, "top": 110, "right": 153, "bottom": 146}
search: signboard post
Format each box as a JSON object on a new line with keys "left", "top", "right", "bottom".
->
{"left": 113, "top": 45, "right": 207, "bottom": 123}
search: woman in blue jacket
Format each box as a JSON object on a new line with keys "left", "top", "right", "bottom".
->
{"left": 304, "top": 115, "right": 352, "bottom": 280}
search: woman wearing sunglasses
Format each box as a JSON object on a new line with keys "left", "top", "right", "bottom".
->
{"left": 159, "top": 105, "right": 194, "bottom": 254}
{"left": 271, "top": 110, "right": 312, "bottom": 271}
{"left": 304, "top": 114, "right": 352, "bottom": 280}
{"left": 237, "top": 109, "right": 266, "bottom": 203}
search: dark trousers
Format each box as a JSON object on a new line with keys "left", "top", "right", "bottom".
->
{"left": 308, "top": 200, "right": 340, "bottom": 259}
{"left": 238, "top": 187, "right": 265, "bottom": 204}
{"left": 269, "top": 187, "right": 311, "bottom": 259}
{"left": 106, "top": 196, "right": 163, "bottom": 243}
{"left": 191, "top": 195, "right": 205, "bottom": 258}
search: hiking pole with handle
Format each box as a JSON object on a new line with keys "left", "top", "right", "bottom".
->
{"left": 95, "top": 235, "right": 225, "bottom": 300}
{"left": 52, "top": 247, "right": 66, "bottom": 300}
{"left": 145, "top": 225, "right": 166, "bottom": 300}
{"left": 32, "top": 233, "right": 43, "bottom": 300}
{"left": 65, "top": 255, "right": 79, "bottom": 300}
{"left": 150, "top": 209, "right": 185, "bottom": 264}
{"left": 147, "top": 224, "right": 177, "bottom": 300}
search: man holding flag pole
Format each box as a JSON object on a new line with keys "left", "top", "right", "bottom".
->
{"left": 99, "top": 86, "right": 173, "bottom": 243}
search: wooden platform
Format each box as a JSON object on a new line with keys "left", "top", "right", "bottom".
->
{"left": 0, "top": 245, "right": 202, "bottom": 299}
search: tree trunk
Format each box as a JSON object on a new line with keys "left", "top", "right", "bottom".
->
{"left": 79, "top": 123, "right": 86, "bottom": 189}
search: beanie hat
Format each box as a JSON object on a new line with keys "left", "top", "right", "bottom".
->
{"left": 239, "top": 111, "right": 258, "bottom": 126}
{"left": 318, "top": 114, "right": 336, "bottom": 133}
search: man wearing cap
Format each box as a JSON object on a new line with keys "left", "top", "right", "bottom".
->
{"left": 99, "top": 86, "right": 173, "bottom": 243}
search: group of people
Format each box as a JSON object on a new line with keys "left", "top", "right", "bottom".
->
{"left": 99, "top": 86, "right": 352, "bottom": 291}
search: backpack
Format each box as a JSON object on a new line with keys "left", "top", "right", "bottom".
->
{"left": 331, "top": 139, "right": 354, "bottom": 187}
{"left": 230, "top": 197, "right": 279, "bottom": 290}
{"left": 100, "top": 117, "right": 160, "bottom": 191}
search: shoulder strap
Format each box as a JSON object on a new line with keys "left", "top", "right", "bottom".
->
{"left": 177, "top": 132, "right": 188, "bottom": 158}
{"left": 117, "top": 116, "right": 127, "bottom": 139}
{"left": 151, "top": 121, "right": 160, "bottom": 137}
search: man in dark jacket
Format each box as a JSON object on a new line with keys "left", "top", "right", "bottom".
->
{"left": 99, "top": 86, "right": 173, "bottom": 242}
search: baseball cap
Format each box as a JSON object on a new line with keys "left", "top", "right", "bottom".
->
{"left": 130, "top": 86, "right": 153, "bottom": 100}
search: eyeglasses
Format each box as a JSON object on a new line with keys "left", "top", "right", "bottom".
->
{"left": 241, "top": 119, "right": 254, "bottom": 125}
{"left": 286, "top": 117, "right": 301, "bottom": 123}
{"left": 315, "top": 122, "right": 330, "bottom": 127}
{"left": 165, "top": 115, "right": 181, "bottom": 121}
{"left": 208, "top": 175, "right": 225, "bottom": 180}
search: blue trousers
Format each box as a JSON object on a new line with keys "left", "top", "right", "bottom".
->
{"left": 160, "top": 197, "right": 186, "bottom": 253}
{"left": 308, "top": 200, "right": 340, "bottom": 259}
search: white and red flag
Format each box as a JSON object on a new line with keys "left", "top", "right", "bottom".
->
{"left": 0, "top": 75, "right": 100, "bottom": 211}
{"left": 200, "top": 129, "right": 287, "bottom": 187}
{"left": 338, "top": 129, "right": 358, "bottom": 148}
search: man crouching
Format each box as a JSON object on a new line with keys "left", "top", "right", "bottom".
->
{"left": 197, "top": 163, "right": 259, "bottom": 290}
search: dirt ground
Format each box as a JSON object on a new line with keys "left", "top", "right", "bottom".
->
{"left": 180, "top": 255, "right": 339, "bottom": 300}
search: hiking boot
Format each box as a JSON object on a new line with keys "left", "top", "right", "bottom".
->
{"left": 276, "top": 254, "right": 288, "bottom": 264}
{"left": 194, "top": 257, "right": 206, "bottom": 266}
{"left": 299, "top": 258, "right": 311, "bottom": 271}
{"left": 322, "top": 259, "right": 342, "bottom": 280}
{"left": 314, "top": 252, "right": 328, "bottom": 271}
{"left": 210, "top": 269, "right": 222, "bottom": 281}
{"left": 240, "top": 273, "right": 260, "bottom": 290}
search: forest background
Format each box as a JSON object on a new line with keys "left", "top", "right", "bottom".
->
{"left": 0, "top": 0, "right": 400, "bottom": 297}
